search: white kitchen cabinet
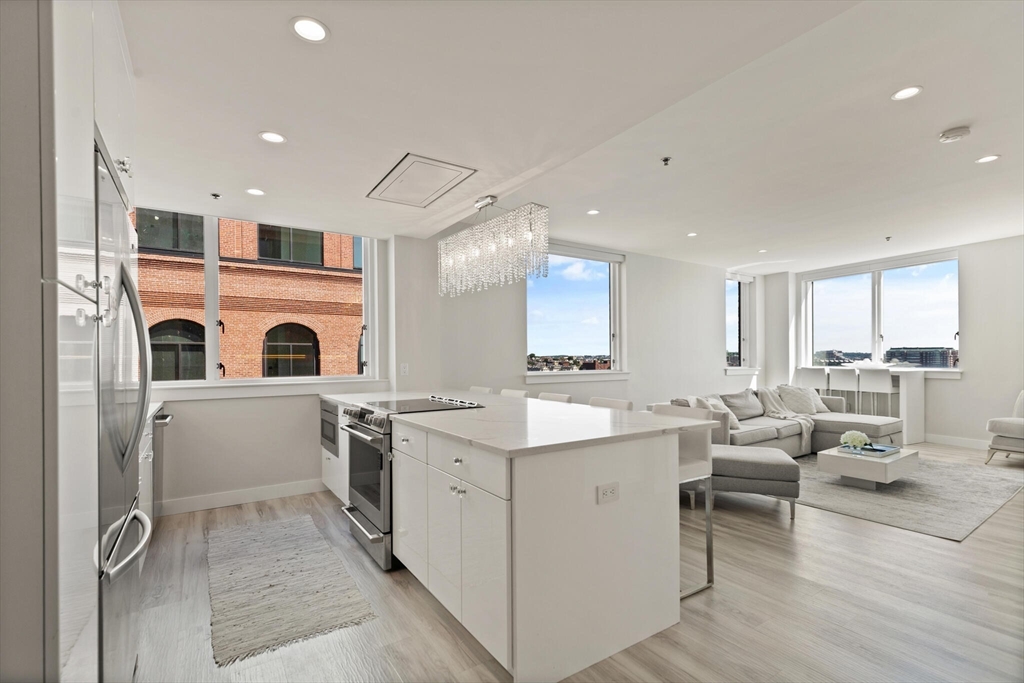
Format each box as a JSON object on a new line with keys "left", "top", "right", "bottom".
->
{"left": 393, "top": 452, "right": 428, "bottom": 585}
{"left": 460, "top": 482, "right": 511, "bottom": 670}
{"left": 427, "top": 465, "right": 462, "bottom": 619}
{"left": 322, "top": 446, "right": 338, "bottom": 497}
{"left": 93, "top": 0, "right": 135, "bottom": 205}
{"left": 322, "top": 419, "right": 350, "bottom": 504}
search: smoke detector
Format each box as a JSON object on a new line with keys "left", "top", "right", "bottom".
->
{"left": 938, "top": 126, "right": 971, "bottom": 143}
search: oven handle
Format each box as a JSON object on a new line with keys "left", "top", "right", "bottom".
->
{"left": 340, "top": 424, "right": 383, "bottom": 449}
{"left": 341, "top": 506, "right": 384, "bottom": 544}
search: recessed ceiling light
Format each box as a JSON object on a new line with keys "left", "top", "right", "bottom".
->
{"left": 687, "top": 232, "right": 697, "bottom": 237}
{"left": 587, "top": 209, "right": 600, "bottom": 215}
{"left": 890, "top": 86, "right": 923, "bottom": 101}
{"left": 975, "top": 155, "right": 1001, "bottom": 164}
{"left": 292, "top": 17, "right": 329, "bottom": 43}
{"left": 246, "top": 188, "right": 265, "bottom": 196}
{"left": 259, "top": 131, "right": 286, "bottom": 143}
{"left": 758, "top": 249, "right": 768, "bottom": 253}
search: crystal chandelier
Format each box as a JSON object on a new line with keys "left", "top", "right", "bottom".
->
{"left": 438, "top": 197, "right": 549, "bottom": 297}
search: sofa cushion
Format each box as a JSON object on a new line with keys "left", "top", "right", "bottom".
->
{"left": 720, "top": 388, "right": 765, "bottom": 421}
{"left": 741, "top": 415, "right": 803, "bottom": 439}
{"left": 809, "top": 412, "right": 903, "bottom": 438}
{"left": 730, "top": 424, "right": 778, "bottom": 446}
{"left": 987, "top": 417, "right": 1024, "bottom": 439}
{"left": 711, "top": 445, "right": 800, "bottom": 482}
{"left": 696, "top": 395, "right": 740, "bottom": 430}
{"left": 777, "top": 384, "right": 819, "bottom": 414}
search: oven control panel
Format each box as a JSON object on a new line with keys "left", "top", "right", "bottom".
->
{"left": 342, "top": 406, "right": 387, "bottom": 431}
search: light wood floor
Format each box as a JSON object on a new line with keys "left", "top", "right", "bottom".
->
{"left": 137, "top": 444, "right": 1024, "bottom": 683}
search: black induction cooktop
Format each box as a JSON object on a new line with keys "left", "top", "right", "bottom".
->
{"left": 366, "top": 396, "right": 482, "bottom": 414}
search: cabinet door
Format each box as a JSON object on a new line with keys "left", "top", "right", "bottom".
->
{"left": 93, "top": 0, "right": 135, "bottom": 204}
{"left": 427, "top": 465, "right": 462, "bottom": 619}
{"left": 322, "top": 446, "right": 337, "bottom": 495}
{"left": 393, "top": 452, "right": 428, "bottom": 586}
{"left": 461, "top": 482, "right": 511, "bottom": 670}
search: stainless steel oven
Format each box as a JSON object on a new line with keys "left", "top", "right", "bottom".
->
{"left": 320, "top": 400, "right": 339, "bottom": 456}
{"left": 339, "top": 413, "right": 392, "bottom": 570}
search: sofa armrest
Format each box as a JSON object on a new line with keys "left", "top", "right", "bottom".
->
{"left": 821, "top": 395, "right": 846, "bottom": 413}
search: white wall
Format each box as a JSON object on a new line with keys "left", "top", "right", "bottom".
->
{"left": 435, "top": 242, "right": 754, "bottom": 408}
{"left": 390, "top": 236, "right": 443, "bottom": 391}
{"left": 925, "top": 235, "right": 1024, "bottom": 446}
{"left": 762, "top": 272, "right": 798, "bottom": 388}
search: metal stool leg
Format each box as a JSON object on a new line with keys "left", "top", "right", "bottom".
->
{"left": 681, "top": 477, "right": 714, "bottom": 600}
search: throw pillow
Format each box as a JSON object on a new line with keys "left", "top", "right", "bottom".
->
{"left": 720, "top": 388, "right": 764, "bottom": 421}
{"left": 808, "top": 389, "right": 830, "bottom": 413}
{"left": 698, "top": 395, "right": 741, "bottom": 430}
{"left": 670, "top": 398, "right": 690, "bottom": 407}
{"left": 777, "top": 384, "right": 817, "bottom": 415}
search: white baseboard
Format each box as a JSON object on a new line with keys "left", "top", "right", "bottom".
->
{"left": 156, "top": 478, "right": 327, "bottom": 517}
{"left": 923, "top": 433, "right": 990, "bottom": 451}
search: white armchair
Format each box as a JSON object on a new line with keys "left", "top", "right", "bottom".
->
{"left": 986, "top": 390, "right": 1024, "bottom": 464}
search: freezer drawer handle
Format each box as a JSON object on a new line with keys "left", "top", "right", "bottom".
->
{"left": 341, "top": 506, "right": 384, "bottom": 544}
{"left": 104, "top": 508, "right": 153, "bottom": 584}
{"left": 154, "top": 414, "right": 173, "bottom": 427}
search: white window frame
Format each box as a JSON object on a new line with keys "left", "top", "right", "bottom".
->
{"left": 797, "top": 247, "right": 959, "bottom": 369}
{"left": 725, "top": 273, "right": 754, "bottom": 373}
{"left": 140, "top": 207, "right": 385, "bottom": 400}
{"left": 524, "top": 241, "right": 628, "bottom": 384}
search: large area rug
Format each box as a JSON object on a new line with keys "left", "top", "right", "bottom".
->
{"left": 796, "top": 455, "right": 1023, "bottom": 541}
{"left": 207, "top": 515, "right": 376, "bottom": 665}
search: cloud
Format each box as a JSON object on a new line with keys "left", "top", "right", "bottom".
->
{"left": 581, "top": 316, "right": 599, "bottom": 325}
{"left": 561, "top": 261, "right": 606, "bottom": 281}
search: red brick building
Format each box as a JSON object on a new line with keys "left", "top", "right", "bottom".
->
{"left": 135, "top": 210, "right": 363, "bottom": 380}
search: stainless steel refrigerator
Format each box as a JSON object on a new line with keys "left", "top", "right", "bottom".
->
{"left": 55, "top": 130, "right": 152, "bottom": 682}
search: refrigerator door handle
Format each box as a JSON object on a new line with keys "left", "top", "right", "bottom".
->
{"left": 104, "top": 508, "right": 152, "bottom": 584}
{"left": 120, "top": 261, "right": 152, "bottom": 467}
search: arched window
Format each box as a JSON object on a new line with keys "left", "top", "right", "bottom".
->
{"left": 263, "top": 323, "right": 319, "bottom": 377}
{"left": 150, "top": 319, "right": 205, "bottom": 381}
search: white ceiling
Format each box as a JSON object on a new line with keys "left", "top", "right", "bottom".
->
{"left": 502, "top": 0, "right": 1024, "bottom": 274}
{"left": 119, "top": 0, "right": 854, "bottom": 240}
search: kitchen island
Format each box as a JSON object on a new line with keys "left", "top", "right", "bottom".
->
{"left": 320, "top": 391, "right": 716, "bottom": 683}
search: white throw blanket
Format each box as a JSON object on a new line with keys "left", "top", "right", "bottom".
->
{"left": 759, "top": 387, "right": 815, "bottom": 453}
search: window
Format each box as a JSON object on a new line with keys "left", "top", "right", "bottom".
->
{"left": 725, "top": 280, "right": 740, "bottom": 367}
{"left": 526, "top": 250, "right": 622, "bottom": 373}
{"left": 263, "top": 324, "right": 319, "bottom": 377}
{"left": 135, "top": 206, "right": 373, "bottom": 386}
{"left": 881, "top": 260, "right": 959, "bottom": 368}
{"left": 804, "top": 255, "right": 959, "bottom": 368}
{"left": 137, "top": 208, "right": 204, "bottom": 253}
{"left": 811, "top": 273, "right": 872, "bottom": 366}
{"left": 258, "top": 224, "right": 323, "bottom": 265}
{"left": 150, "top": 320, "right": 205, "bottom": 381}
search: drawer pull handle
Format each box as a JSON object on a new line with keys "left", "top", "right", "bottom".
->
{"left": 401, "top": 437, "right": 410, "bottom": 444}
{"left": 457, "top": 487, "right": 466, "bottom": 498}
{"left": 450, "top": 484, "right": 458, "bottom": 495}
{"left": 453, "top": 457, "right": 463, "bottom": 465}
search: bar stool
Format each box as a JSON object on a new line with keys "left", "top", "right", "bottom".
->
{"left": 829, "top": 368, "right": 859, "bottom": 414}
{"left": 589, "top": 397, "right": 633, "bottom": 410}
{"left": 538, "top": 392, "right": 571, "bottom": 403}
{"left": 859, "top": 368, "right": 897, "bottom": 417}
{"left": 794, "top": 367, "right": 829, "bottom": 396}
{"left": 469, "top": 386, "right": 493, "bottom": 394}
{"left": 500, "top": 389, "right": 528, "bottom": 398}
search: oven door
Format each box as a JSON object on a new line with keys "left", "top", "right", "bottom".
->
{"left": 344, "top": 423, "right": 390, "bottom": 533}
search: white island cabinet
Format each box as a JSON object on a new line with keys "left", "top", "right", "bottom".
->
{"left": 322, "top": 391, "right": 716, "bottom": 683}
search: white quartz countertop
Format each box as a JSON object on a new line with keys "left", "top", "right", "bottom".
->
{"left": 320, "top": 391, "right": 716, "bottom": 458}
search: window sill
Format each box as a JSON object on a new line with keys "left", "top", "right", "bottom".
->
{"left": 151, "top": 376, "right": 390, "bottom": 402}
{"left": 723, "top": 367, "right": 760, "bottom": 376}
{"left": 524, "top": 370, "right": 630, "bottom": 385}
{"left": 886, "top": 368, "right": 962, "bottom": 380}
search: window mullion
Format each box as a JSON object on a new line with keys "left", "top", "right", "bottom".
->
{"left": 203, "top": 215, "right": 221, "bottom": 383}
{"left": 871, "top": 270, "right": 883, "bottom": 362}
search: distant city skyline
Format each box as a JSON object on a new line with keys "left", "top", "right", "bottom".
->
{"left": 527, "top": 255, "right": 611, "bottom": 357}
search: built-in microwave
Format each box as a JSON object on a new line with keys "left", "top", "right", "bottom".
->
{"left": 320, "top": 400, "right": 339, "bottom": 456}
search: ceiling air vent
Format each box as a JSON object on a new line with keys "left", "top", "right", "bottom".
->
{"left": 367, "top": 153, "right": 476, "bottom": 208}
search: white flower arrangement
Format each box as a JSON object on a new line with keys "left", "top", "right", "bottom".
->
{"left": 840, "top": 430, "right": 871, "bottom": 449}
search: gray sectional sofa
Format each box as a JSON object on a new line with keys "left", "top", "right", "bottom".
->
{"left": 652, "top": 388, "right": 904, "bottom": 458}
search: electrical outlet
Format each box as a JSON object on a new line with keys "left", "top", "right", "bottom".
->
{"left": 400, "top": 363, "right": 409, "bottom": 376}
{"left": 597, "top": 482, "right": 619, "bottom": 505}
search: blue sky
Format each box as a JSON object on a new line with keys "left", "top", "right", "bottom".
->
{"left": 813, "top": 260, "right": 959, "bottom": 354}
{"left": 527, "top": 255, "right": 610, "bottom": 356}
{"left": 726, "top": 280, "right": 739, "bottom": 353}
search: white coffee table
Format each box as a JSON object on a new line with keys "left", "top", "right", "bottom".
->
{"left": 817, "top": 446, "right": 919, "bottom": 490}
